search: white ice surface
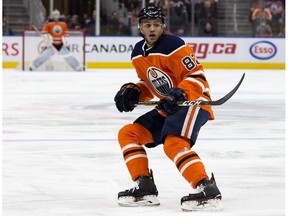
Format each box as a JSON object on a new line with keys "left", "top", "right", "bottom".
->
{"left": 2, "top": 69, "right": 286, "bottom": 216}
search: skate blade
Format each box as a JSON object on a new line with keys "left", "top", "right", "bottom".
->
{"left": 181, "top": 198, "right": 224, "bottom": 211}
{"left": 118, "top": 195, "right": 160, "bottom": 207}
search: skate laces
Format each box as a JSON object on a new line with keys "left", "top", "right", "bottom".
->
{"left": 127, "top": 181, "right": 140, "bottom": 193}
{"left": 131, "top": 175, "right": 151, "bottom": 193}
{"left": 191, "top": 174, "right": 216, "bottom": 195}
{"left": 128, "top": 170, "right": 155, "bottom": 194}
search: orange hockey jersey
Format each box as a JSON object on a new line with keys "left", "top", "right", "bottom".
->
{"left": 41, "top": 21, "right": 69, "bottom": 45}
{"left": 131, "top": 34, "right": 214, "bottom": 120}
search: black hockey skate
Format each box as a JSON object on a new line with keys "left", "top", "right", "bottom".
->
{"left": 181, "top": 173, "right": 224, "bottom": 211}
{"left": 118, "top": 169, "right": 160, "bottom": 207}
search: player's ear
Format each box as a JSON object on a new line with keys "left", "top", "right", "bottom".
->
{"left": 137, "top": 23, "right": 142, "bottom": 31}
{"left": 138, "top": 24, "right": 143, "bottom": 34}
{"left": 162, "top": 24, "right": 165, "bottom": 32}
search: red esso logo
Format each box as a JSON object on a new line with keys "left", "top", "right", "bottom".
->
{"left": 250, "top": 41, "right": 277, "bottom": 60}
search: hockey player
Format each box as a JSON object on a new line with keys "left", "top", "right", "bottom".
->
{"left": 29, "top": 9, "right": 84, "bottom": 71}
{"left": 114, "top": 6, "right": 223, "bottom": 211}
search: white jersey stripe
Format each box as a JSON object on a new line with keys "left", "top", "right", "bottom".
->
{"left": 184, "top": 77, "right": 205, "bottom": 92}
{"left": 121, "top": 143, "right": 142, "bottom": 153}
{"left": 197, "top": 96, "right": 209, "bottom": 101}
{"left": 181, "top": 106, "right": 194, "bottom": 137}
{"left": 173, "top": 149, "right": 192, "bottom": 163}
{"left": 180, "top": 159, "right": 202, "bottom": 174}
{"left": 187, "top": 106, "right": 200, "bottom": 138}
{"left": 125, "top": 154, "right": 147, "bottom": 163}
{"left": 188, "top": 70, "right": 205, "bottom": 76}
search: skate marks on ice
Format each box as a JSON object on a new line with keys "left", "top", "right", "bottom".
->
{"left": 2, "top": 69, "right": 285, "bottom": 216}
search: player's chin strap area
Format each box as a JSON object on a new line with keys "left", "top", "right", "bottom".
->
{"left": 135, "top": 73, "right": 245, "bottom": 107}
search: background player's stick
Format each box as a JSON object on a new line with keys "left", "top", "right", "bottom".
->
{"left": 31, "top": 24, "right": 52, "bottom": 48}
{"left": 135, "top": 73, "right": 245, "bottom": 107}
{"left": 31, "top": 24, "right": 41, "bottom": 35}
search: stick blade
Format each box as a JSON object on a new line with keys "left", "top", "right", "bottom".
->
{"left": 209, "top": 73, "right": 245, "bottom": 106}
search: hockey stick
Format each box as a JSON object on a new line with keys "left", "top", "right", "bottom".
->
{"left": 31, "top": 24, "right": 52, "bottom": 52}
{"left": 135, "top": 73, "right": 245, "bottom": 107}
{"left": 31, "top": 24, "right": 41, "bottom": 35}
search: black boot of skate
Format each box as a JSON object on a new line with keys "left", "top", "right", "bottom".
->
{"left": 118, "top": 169, "right": 160, "bottom": 207}
{"left": 181, "top": 173, "right": 224, "bottom": 211}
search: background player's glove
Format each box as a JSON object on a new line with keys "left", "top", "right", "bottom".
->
{"left": 62, "top": 36, "right": 68, "bottom": 47}
{"left": 114, "top": 83, "right": 141, "bottom": 112}
{"left": 42, "top": 34, "right": 52, "bottom": 49}
{"left": 157, "top": 88, "right": 187, "bottom": 115}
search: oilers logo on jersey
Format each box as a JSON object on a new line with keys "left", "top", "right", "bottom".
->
{"left": 53, "top": 25, "right": 62, "bottom": 35}
{"left": 147, "top": 67, "right": 173, "bottom": 96}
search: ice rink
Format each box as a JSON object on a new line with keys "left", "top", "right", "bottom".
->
{"left": 2, "top": 68, "right": 286, "bottom": 216}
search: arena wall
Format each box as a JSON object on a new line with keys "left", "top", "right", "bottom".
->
{"left": 2, "top": 36, "right": 285, "bottom": 69}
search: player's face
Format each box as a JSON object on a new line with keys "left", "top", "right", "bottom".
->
{"left": 139, "top": 19, "right": 164, "bottom": 47}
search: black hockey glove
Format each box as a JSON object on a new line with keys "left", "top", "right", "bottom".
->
{"left": 114, "top": 83, "right": 141, "bottom": 112}
{"left": 157, "top": 88, "right": 187, "bottom": 115}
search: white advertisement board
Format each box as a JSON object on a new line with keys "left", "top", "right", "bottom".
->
{"left": 2, "top": 36, "right": 285, "bottom": 69}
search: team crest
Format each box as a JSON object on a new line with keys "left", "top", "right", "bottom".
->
{"left": 53, "top": 25, "right": 62, "bottom": 35}
{"left": 147, "top": 67, "right": 173, "bottom": 96}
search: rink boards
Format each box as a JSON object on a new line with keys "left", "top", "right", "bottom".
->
{"left": 2, "top": 36, "right": 285, "bottom": 70}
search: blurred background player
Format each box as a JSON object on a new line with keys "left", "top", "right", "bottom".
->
{"left": 114, "top": 6, "right": 223, "bottom": 211}
{"left": 29, "top": 9, "right": 84, "bottom": 71}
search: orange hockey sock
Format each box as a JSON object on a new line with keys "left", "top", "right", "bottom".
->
{"left": 118, "top": 123, "right": 154, "bottom": 181}
{"left": 163, "top": 134, "right": 208, "bottom": 188}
